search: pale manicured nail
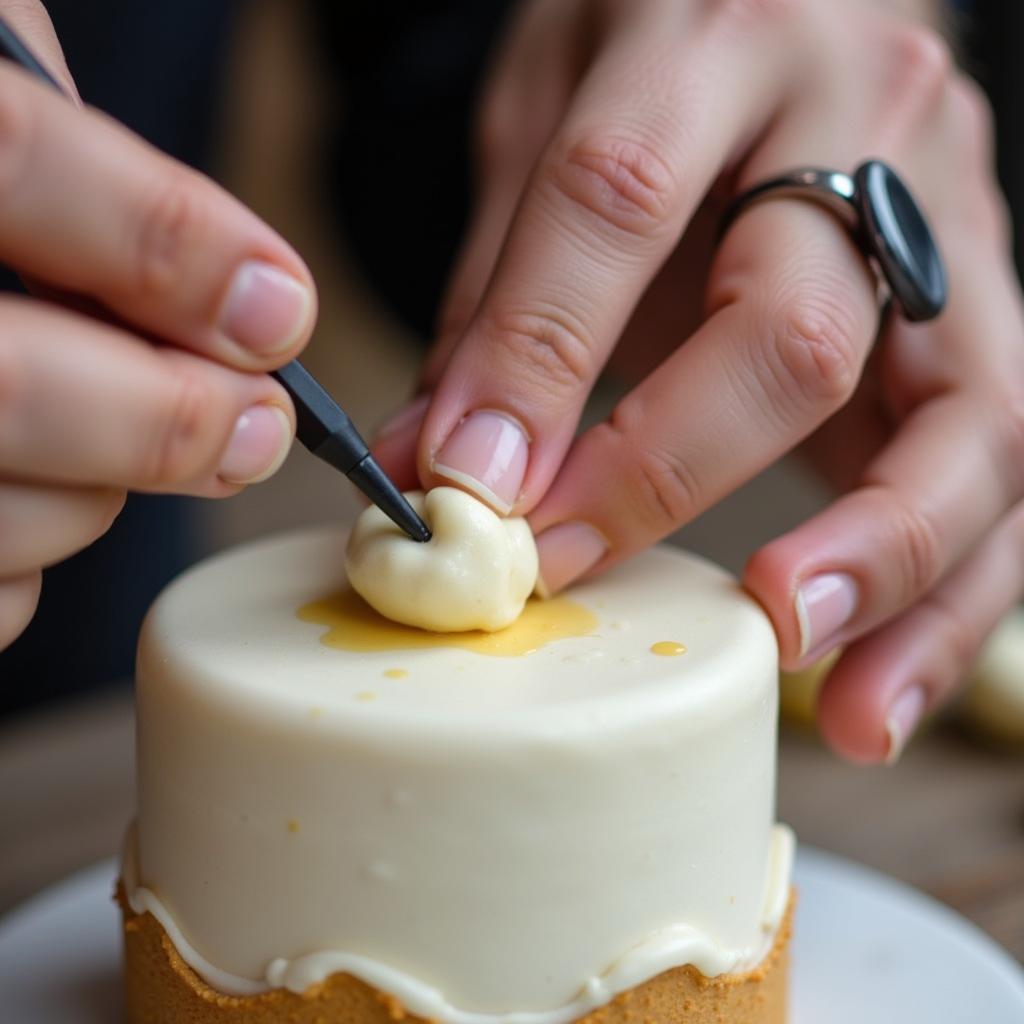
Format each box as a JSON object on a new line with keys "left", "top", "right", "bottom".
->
{"left": 218, "top": 404, "right": 292, "bottom": 484}
{"left": 534, "top": 522, "right": 608, "bottom": 598}
{"left": 432, "top": 410, "right": 529, "bottom": 514}
{"left": 885, "top": 686, "right": 927, "bottom": 765}
{"left": 220, "top": 260, "right": 313, "bottom": 355}
{"left": 375, "top": 393, "right": 430, "bottom": 444}
{"left": 795, "top": 572, "right": 859, "bottom": 658}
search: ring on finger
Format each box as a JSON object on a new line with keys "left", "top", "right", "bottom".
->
{"left": 721, "top": 160, "right": 947, "bottom": 323}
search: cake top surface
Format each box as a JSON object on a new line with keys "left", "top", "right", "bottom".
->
{"left": 140, "top": 526, "right": 776, "bottom": 734}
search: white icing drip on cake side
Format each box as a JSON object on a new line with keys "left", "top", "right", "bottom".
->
{"left": 123, "top": 825, "right": 794, "bottom": 1024}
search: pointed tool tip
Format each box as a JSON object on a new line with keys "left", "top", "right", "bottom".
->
{"left": 347, "top": 455, "right": 432, "bottom": 543}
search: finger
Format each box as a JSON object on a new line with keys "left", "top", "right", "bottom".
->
{"left": 0, "top": 65, "right": 316, "bottom": 369}
{"left": 372, "top": 392, "right": 431, "bottom": 492}
{"left": 529, "top": 197, "right": 878, "bottom": 593}
{"left": 815, "top": 501, "right": 1024, "bottom": 764}
{"left": 427, "top": 0, "right": 584, "bottom": 377}
{"left": 416, "top": 2, "right": 793, "bottom": 514}
{"left": 0, "top": 0, "right": 78, "bottom": 98}
{"left": 0, "top": 570, "right": 41, "bottom": 650}
{"left": 747, "top": 387, "right": 1024, "bottom": 668}
{"left": 0, "top": 297, "right": 295, "bottom": 494}
{"left": 0, "top": 481, "right": 124, "bottom": 574}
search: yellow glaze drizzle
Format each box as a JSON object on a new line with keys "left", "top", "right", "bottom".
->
{"left": 298, "top": 588, "right": 597, "bottom": 657}
{"left": 650, "top": 641, "right": 687, "bottom": 657}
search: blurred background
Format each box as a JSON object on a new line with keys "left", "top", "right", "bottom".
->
{"left": 0, "top": 0, "right": 1020, "bottom": 966}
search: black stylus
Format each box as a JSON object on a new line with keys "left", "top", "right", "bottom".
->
{"left": 0, "top": 15, "right": 431, "bottom": 544}
{"left": 271, "top": 362, "right": 431, "bottom": 542}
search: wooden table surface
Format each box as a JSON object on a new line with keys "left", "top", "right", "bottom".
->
{"left": 1, "top": 687, "right": 1021, "bottom": 967}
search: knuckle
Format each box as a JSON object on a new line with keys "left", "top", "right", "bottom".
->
{"left": 606, "top": 403, "right": 701, "bottom": 531}
{"left": 136, "top": 169, "right": 204, "bottom": 297}
{"left": 766, "top": 293, "right": 862, "bottom": 411}
{"left": 885, "top": 24, "right": 952, "bottom": 107}
{"left": 550, "top": 134, "right": 679, "bottom": 241}
{"left": 143, "top": 368, "right": 219, "bottom": 487}
{"left": 873, "top": 487, "right": 944, "bottom": 597}
{"left": 484, "top": 305, "right": 596, "bottom": 394}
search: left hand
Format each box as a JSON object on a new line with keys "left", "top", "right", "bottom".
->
{"left": 374, "top": 0, "right": 1024, "bottom": 765}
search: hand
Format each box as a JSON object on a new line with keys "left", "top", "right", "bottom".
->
{"left": 0, "top": 3, "right": 317, "bottom": 651}
{"left": 374, "top": 0, "right": 1022, "bottom": 764}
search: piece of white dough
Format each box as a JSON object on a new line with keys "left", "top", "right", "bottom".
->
{"left": 345, "top": 487, "right": 538, "bottom": 632}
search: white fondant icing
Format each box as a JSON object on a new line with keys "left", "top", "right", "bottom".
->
{"left": 132, "top": 528, "right": 791, "bottom": 1019}
{"left": 345, "top": 487, "right": 538, "bottom": 632}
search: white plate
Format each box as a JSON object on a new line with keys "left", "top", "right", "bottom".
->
{"left": 0, "top": 847, "right": 1022, "bottom": 1022}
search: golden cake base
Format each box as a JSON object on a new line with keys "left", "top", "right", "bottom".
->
{"left": 119, "top": 886, "right": 793, "bottom": 1024}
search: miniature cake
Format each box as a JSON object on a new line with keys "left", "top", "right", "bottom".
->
{"left": 120, "top": 503, "right": 795, "bottom": 1023}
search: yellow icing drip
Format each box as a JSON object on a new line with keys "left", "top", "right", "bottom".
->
{"left": 650, "top": 641, "right": 687, "bottom": 657}
{"left": 383, "top": 668, "right": 409, "bottom": 679}
{"left": 298, "top": 588, "right": 597, "bottom": 657}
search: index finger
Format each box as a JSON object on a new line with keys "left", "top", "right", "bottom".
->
{"left": 413, "top": 2, "right": 793, "bottom": 514}
{"left": 0, "top": 65, "right": 316, "bottom": 370}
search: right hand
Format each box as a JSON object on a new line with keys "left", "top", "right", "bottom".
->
{"left": 0, "top": 3, "right": 318, "bottom": 651}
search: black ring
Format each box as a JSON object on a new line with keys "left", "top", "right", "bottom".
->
{"left": 721, "top": 160, "right": 947, "bottom": 323}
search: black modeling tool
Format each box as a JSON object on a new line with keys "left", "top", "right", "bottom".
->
{"left": 0, "top": 14, "right": 431, "bottom": 543}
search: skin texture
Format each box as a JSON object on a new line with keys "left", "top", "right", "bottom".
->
{"left": 372, "top": 0, "right": 1024, "bottom": 764}
{"left": 0, "top": 2, "right": 317, "bottom": 653}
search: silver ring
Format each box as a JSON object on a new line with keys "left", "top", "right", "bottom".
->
{"left": 720, "top": 160, "right": 947, "bottom": 323}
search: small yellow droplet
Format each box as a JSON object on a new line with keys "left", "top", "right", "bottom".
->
{"left": 287, "top": 819, "right": 300, "bottom": 834}
{"left": 650, "top": 641, "right": 687, "bottom": 657}
{"left": 355, "top": 691, "right": 377, "bottom": 702}
{"left": 383, "top": 668, "right": 408, "bottom": 679}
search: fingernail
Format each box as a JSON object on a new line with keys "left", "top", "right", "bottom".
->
{"left": 885, "top": 686, "right": 927, "bottom": 765}
{"left": 375, "top": 393, "right": 430, "bottom": 444}
{"left": 794, "top": 572, "right": 859, "bottom": 658}
{"left": 220, "top": 260, "right": 313, "bottom": 355}
{"left": 218, "top": 404, "right": 292, "bottom": 484}
{"left": 534, "top": 521, "right": 608, "bottom": 598}
{"left": 432, "top": 410, "right": 529, "bottom": 514}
